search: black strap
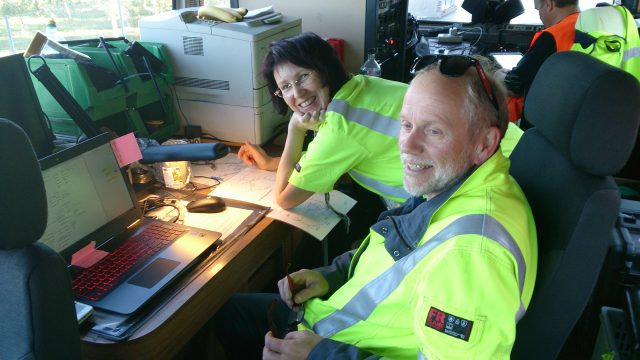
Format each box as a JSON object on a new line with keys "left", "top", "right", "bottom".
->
{"left": 28, "top": 56, "right": 102, "bottom": 138}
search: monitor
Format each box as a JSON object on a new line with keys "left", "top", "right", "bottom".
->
{"left": 0, "top": 54, "right": 55, "bottom": 159}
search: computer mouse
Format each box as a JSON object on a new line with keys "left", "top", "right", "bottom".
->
{"left": 186, "top": 196, "right": 226, "bottom": 213}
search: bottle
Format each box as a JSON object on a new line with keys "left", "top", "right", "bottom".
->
{"left": 42, "top": 18, "right": 66, "bottom": 56}
{"left": 360, "top": 48, "right": 382, "bottom": 77}
{"left": 45, "top": 19, "right": 65, "bottom": 42}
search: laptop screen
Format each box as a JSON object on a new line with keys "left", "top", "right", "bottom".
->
{"left": 39, "top": 133, "right": 141, "bottom": 261}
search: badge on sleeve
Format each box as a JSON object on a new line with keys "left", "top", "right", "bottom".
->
{"left": 425, "top": 307, "right": 474, "bottom": 341}
{"left": 294, "top": 163, "right": 301, "bottom": 172}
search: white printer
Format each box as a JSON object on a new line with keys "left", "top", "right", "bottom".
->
{"left": 139, "top": 9, "right": 301, "bottom": 144}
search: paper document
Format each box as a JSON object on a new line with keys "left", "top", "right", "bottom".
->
{"left": 210, "top": 166, "right": 356, "bottom": 240}
{"left": 244, "top": 5, "right": 274, "bottom": 19}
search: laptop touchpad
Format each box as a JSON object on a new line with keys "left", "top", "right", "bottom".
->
{"left": 128, "top": 258, "right": 180, "bottom": 289}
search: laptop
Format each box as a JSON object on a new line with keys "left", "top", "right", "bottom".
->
{"left": 38, "top": 133, "right": 222, "bottom": 315}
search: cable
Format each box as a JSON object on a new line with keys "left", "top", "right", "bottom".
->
{"left": 188, "top": 176, "right": 222, "bottom": 191}
{"left": 464, "top": 26, "right": 484, "bottom": 49}
{"left": 168, "top": 84, "right": 192, "bottom": 126}
{"left": 139, "top": 196, "right": 181, "bottom": 223}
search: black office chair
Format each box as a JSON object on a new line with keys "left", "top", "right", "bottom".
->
{"left": 0, "top": 119, "right": 81, "bottom": 359}
{"left": 509, "top": 52, "right": 640, "bottom": 359}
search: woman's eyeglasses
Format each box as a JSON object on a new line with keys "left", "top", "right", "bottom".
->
{"left": 410, "top": 55, "right": 499, "bottom": 112}
{"left": 274, "top": 72, "right": 312, "bottom": 98}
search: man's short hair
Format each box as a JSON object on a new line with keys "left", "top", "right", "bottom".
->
{"left": 414, "top": 57, "right": 509, "bottom": 139}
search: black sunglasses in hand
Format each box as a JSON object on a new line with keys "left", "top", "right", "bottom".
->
{"left": 410, "top": 54, "right": 500, "bottom": 113}
{"left": 267, "top": 264, "right": 305, "bottom": 339}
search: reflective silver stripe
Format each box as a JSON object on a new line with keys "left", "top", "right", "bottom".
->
{"left": 313, "top": 214, "right": 527, "bottom": 337}
{"left": 328, "top": 99, "right": 400, "bottom": 137}
{"left": 418, "top": 352, "right": 428, "bottom": 360}
{"left": 623, "top": 47, "right": 640, "bottom": 62}
{"left": 349, "top": 169, "right": 411, "bottom": 200}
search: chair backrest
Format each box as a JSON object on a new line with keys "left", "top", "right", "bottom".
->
{"left": 572, "top": 4, "right": 640, "bottom": 82}
{"left": 509, "top": 52, "right": 640, "bottom": 359}
{"left": 0, "top": 119, "right": 81, "bottom": 359}
{"left": 576, "top": 5, "right": 626, "bottom": 37}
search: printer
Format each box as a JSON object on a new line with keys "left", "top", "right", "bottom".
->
{"left": 139, "top": 9, "right": 301, "bottom": 144}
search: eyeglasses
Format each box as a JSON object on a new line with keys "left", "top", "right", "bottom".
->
{"left": 274, "top": 72, "right": 312, "bottom": 98}
{"left": 267, "top": 263, "right": 305, "bottom": 339}
{"left": 410, "top": 55, "right": 499, "bottom": 113}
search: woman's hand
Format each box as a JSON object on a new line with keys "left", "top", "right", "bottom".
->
{"left": 289, "top": 110, "right": 325, "bottom": 132}
{"left": 237, "top": 141, "right": 279, "bottom": 171}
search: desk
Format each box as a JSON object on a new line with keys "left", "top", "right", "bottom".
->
{"left": 80, "top": 215, "right": 301, "bottom": 359}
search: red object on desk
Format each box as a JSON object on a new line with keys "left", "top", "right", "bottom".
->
{"left": 327, "top": 38, "right": 345, "bottom": 64}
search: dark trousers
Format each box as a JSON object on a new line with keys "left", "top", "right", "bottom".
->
{"left": 210, "top": 293, "right": 294, "bottom": 359}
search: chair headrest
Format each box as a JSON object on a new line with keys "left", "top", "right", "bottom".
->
{"left": 0, "top": 119, "right": 48, "bottom": 249}
{"left": 524, "top": 51, "right": 640, "bottom": 176}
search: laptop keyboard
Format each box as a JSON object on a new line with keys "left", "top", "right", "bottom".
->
{"left": 72, "top": 223, "right": 186, "bottom": 302}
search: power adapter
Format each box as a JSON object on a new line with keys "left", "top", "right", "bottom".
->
{"left": 184, "top": 125, "right": 202, "bottom": 139}
{"left": 437, "top": 27, "right": 463, "bottom": 44}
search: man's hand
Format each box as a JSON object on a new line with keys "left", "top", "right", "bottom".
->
{"left": 289, "top": 110, "right": 325, "bottom": 132}
{"left": 278, "top": 269, "right": 329, "bottom": 309}
{"left": 263, "top": 330, "right": 323, "bottom": 360}
{"left": 238, "top": 141, "right": 279, "bottom": 171}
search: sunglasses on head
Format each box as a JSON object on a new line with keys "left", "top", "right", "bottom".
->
{"left": 410, "top": 55, "right": 500, "bottom": 113}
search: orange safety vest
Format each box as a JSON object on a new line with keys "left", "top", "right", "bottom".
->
{"left": 508, "top": 12, "right": 580, "bottom": 122}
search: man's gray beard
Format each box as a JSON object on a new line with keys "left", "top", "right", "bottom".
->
{"left": 402, "top": 154, "right": 473, "bottom": 198}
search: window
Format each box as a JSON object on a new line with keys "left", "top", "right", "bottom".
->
{"left": 0, "top": 0, "right": 229, "bottom": 57}
{"left": 409, "top": 0, "right": 609, "bottom": 24}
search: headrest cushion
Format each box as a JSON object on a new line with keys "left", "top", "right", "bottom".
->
{"left": 524, "top": 51, "right": 640, "bottom": 176}
{"left": 0, "top": 119, "right": 47, "bottom": 249}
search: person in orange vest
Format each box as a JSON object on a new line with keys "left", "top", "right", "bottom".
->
{"left": 496, "top": 0, "right": 580, "bottom": 126}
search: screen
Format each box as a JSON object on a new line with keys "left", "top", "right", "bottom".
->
{"left": 490, "top": 52, "right": 523, "bottom": 70}
{"left": 39, "top": 134, "right": 138, "bottom": 259}
{"left": 0, "top": 54, "right": 55, "bottom": 158}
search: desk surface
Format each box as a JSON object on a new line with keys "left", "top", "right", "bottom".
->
{"left": 80, "top": 209, "right": 298, "bottom": 359}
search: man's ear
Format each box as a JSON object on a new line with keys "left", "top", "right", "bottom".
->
{"left": 473, "top": 126, "right": 501, "bottom": 165}
{"left": 544, "top": 0, "right": 555, "bottom": 11}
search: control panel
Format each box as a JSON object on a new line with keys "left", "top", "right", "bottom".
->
{"left": 365, "top": 0, "right": 409, "bottom": 82}
{"left": 365, "top": 0, "right": 407, "bottom": 62}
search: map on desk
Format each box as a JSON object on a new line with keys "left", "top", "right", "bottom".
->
{"left": 206, "top": 165, "right": 356, "bottom": 240}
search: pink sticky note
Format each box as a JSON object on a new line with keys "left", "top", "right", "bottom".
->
{"left": 71, "top": 241, "right": 109, "bottom": 268}
{"left": 110, "top": 132, "right": 142, "bottom": 167}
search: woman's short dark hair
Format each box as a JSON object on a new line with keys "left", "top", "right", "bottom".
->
{"left": 262, "top": 32, "right": 350, "bottom": 115}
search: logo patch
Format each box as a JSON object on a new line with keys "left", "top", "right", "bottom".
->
{"left": 294, "top": 163, "right": 301, "bottom": 172}
{"left": 425, "top": 307, "right": 474, "bottom": 342}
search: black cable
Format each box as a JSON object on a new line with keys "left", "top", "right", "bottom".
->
{"left": 142, "top": 55, "right": 168, "bottom": 114}
{"left": 139, "top": 196, "right": 181, "bottom": 223}
{"left": 98, "top": 36, "right": 129, "bottom": 92}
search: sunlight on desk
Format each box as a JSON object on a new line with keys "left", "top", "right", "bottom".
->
{"left": 148, "top": 200, "right": 253, "bottom": 241}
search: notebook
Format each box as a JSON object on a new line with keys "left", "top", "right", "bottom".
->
{"left": 38, "top": 133, "right": 222, "bottom": 315}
